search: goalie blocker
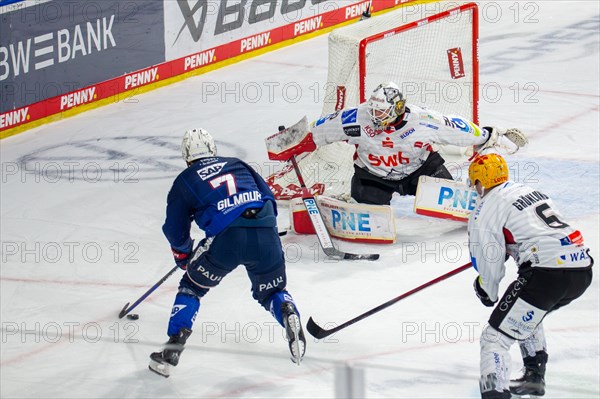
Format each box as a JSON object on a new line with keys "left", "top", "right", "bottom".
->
{"left": 265, "top": 117, "right": 314, "bottom": 161}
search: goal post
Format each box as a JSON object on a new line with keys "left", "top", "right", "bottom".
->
{"left": 268, "top": 2, "right": 480, "bottom": 201}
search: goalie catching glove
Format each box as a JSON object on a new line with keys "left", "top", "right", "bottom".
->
{"left": 476, "top": 127, "right": 528, "bottom": 155}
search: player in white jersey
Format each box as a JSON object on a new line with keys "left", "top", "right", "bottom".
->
{"left": 467, "top": 153, "right": 593, "bottom": 398}
{"left": 309, "top": 82, "right": 527, "bottom": 204}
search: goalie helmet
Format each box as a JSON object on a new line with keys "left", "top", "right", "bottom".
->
{"left": 367, "top": 82, "right": 406, "bottom": 129}
{"left": 181, "top": 128, "right": 217, "bottom": 163}
{"left": 468, "top": 153, "right": 509, "bottom": 190}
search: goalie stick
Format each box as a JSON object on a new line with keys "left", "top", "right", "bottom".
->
{"left": 306, "top": 261, "right": 472, "bottom": 338}
{"left": 289, "top": 154, "right": 379, "bottom": 261}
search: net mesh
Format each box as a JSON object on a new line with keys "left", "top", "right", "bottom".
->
{"left": 270, "top": 2, "right": 478, "bottom": 199}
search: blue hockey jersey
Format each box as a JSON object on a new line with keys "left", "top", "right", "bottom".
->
{"left": 163, "top": 156, "right": 277, "bottom": 252}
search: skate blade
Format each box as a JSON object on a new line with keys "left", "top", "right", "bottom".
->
{"left": 287, "top": 314, "right": 305, "bottom": 365}
{"left": 148, "top": 359, "right": 171, "bottom": 378}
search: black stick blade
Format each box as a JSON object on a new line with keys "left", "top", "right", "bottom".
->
{"left": 118, "top": 302, "right": 130, "bottom": 319}
{"left": 324, "top": 247, "right": 380, "bottom": 261}
{"left": 306, "top": 317, "right": 336, "bottom": 339}
{"left": 343, "top": 252, "right": 380, "bottom": 261}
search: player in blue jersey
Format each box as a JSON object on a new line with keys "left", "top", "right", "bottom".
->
{"left": 149, "top": 128, "right": 306, "bottom": 377}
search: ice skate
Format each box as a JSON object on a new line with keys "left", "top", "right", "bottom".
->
{"left": 281, "top": 302, "right": 306, "bottom": 365}
{"left": 480, "top": 374, "right": 511, "bottom": 399}
{"left": 510, "top": 351, "right": 547, "bottom": 397}
{"left": 148, "top": 328, "right": 192, "bottom": 377}
{"left": 509, "top": 369, "right": 545, "bottom": 397}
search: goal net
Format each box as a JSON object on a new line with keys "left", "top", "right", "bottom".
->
{"left": 267, "top": 2, "right": 479, "bottom": 200}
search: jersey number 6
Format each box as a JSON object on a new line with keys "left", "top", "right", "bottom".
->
{"left": 535, "top": 203, "right": 569, "bottom": 229}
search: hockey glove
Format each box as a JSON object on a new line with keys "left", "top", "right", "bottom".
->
{"left": 171, "top": 248, "right": 190, "bottom": 270}
{"left": 477, "top": 126, "right": 528, "bottom": 155}
{"left": 475, "top": 126, "right": 500, "bottom": 154}
{"left": 504, "top": 128, "right": 528, "bottom": 149}
{"left": 473, "top": 276, "right": 496, "bottom": 307}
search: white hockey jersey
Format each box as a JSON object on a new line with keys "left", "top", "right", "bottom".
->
{"left": 468, "top": 181, "right": 592, "bottom": 302}
{"left": 311, "top": 104, "right": 489, "bottom": 180}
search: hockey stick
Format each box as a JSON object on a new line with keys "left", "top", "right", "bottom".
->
{"left": 118, "top": 265, "right": 179, "bottom": 318}
{"left": 289, "top": 154, "right": 379, "bottom": 261}
{"left": 306, "top": 261, "right": 472, "bottom": 338}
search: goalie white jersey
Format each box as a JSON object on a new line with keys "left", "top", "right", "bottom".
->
{"left": 311, "top": 104, "right": 488, "bottom": 180}
{"left": 468, "top": 182, "right": 592, "bottom": 302}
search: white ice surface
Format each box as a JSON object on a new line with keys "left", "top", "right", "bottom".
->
{"left": 1, "top": 1, "right": 598, "bottom": 398}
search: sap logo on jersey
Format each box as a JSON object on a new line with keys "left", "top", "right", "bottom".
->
{"left": 331, "top": 210, "right": 371, "bottom": 232}
{"left": 197, "top": 162, "right": 227, "bottom": 180}
{"left": 438, "top": 187, "right": 478, "bottom": 210}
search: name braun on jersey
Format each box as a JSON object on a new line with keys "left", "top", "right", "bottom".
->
{"left": 217, "top": 191, "right": 262, "bottom": 211}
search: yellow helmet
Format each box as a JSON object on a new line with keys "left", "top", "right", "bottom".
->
{"left": 468, "top": 153, "right": 509, "bottom": 190}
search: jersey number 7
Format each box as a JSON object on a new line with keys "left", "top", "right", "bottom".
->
{"left": 209, "top": 173, "right": 238, "bottom": 196}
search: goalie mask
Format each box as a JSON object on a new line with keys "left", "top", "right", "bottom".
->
{"left": 367, "top": 82, "right": 406, "bottom": 129}
{"left": 181, "top": 128, "right": 217, "bottom": 164}
{"left": 468, "top": 153, "right": 509, "bottom": 190}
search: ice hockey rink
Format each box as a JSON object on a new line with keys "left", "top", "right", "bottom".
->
{"left": 1, "top": 1, "right": 598, "bottom": 398}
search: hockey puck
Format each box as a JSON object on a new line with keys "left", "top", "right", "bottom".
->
{"left": 126, "top": 314, "right": 139, "bottom": 320}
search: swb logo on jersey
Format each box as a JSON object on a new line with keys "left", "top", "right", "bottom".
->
{"left": 197, "top": 162, "right": 227, "bottom": 180}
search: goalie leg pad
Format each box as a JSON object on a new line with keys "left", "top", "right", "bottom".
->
{"left": 290, "top": 196, "right": 396, "bottom": 244}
